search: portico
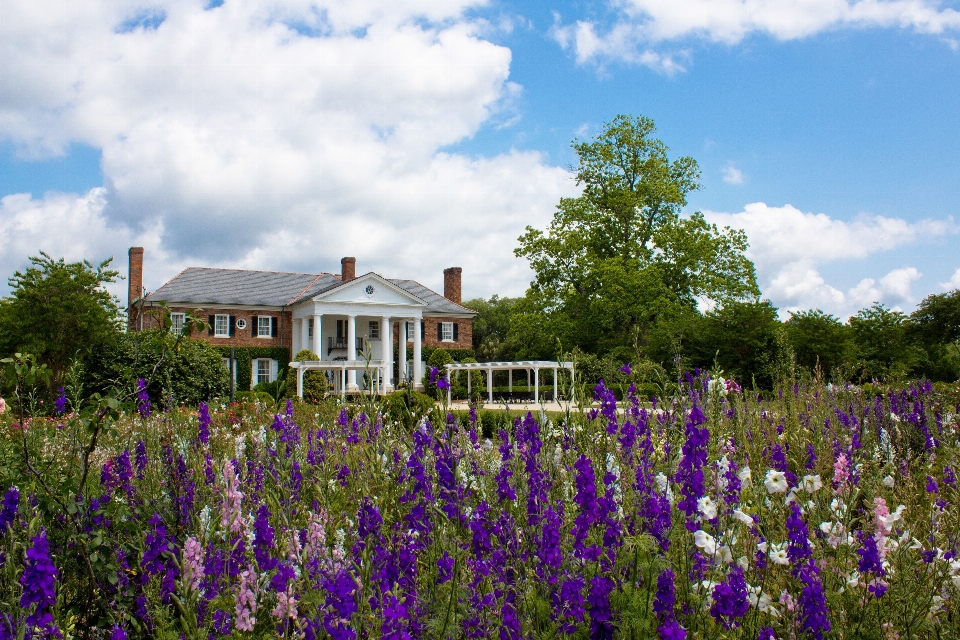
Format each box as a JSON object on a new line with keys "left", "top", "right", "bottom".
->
{"left": 290, "top": 273, "right": 427, "bottom": 393}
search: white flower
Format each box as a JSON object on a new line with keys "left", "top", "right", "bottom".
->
{"left": 846, "top": 571, "right": 861, "bottom": 588}
{"left": 757, "top": 540, "right": 768, "bottom": 554}
{"left": 694, "top": 530, "right": 717, "bottom": 556}
{"left": 882, "top": 475, "right": 895, "bottom": 488}
{"left": 764, "top": 470, "right": 788, "bottom": 494}
{"left": 718, "top": 545, "right": 733, "bottom": 565}
{"left": 931, "top": 595, "right": 945, "bottom": 613}
{"left": 732, "top": 509, "right": 754, "bottom": 526}
{"left": 768, "top": 543, "right": 789, "bottom": 566}
{"left": 737, "top": 556, "right": 749, "bottom": 570}
{"left": 655, "top": 472, "right": 669, "bottom": 493}
{"left": 800, "top": 474, "right": 823, "bottom": 493}
{"left": 738, "top": 466, "right": 752, "bottom": 484}
{"left": 697, "top": 496, "right": 718, "bottom": 520}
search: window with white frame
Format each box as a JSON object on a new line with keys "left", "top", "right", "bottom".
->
{"left": 368, "top": 320, "right": 380, "bottom": 340}
{"left": 406, "top": 322, "right": 414, "bottom": 340}
{"left": 170, "top": 312, "right": 185, "bottom": 335}
{"left": 253, "top": 358, "right": 276, "bottom": 385}
{"left": 214, "top": 314, "right": 230, "bottom": 337}
{"left": 308, "top": 318, "right": 313, "bottom": 338}
{"left": 258, "top": 316, "right": 273, "bottom": 338}
{"left": 441, "top": 321, "right": 454, "bottom": 342}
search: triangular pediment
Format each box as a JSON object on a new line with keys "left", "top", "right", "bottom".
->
{"left": 311, "top": 273, "right": 426, "bottom": 306}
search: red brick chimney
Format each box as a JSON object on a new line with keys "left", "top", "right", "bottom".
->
{"left": 128, "top": 247, "right": 144, "bottom": 309}
{"left": 128, "top": 247, "right": 144, "bottom": 331}
{"left": 443, "top": 267, "right": 462, "bottom": 305}
{"left": 341, "top": 256, "right": 356, "bottom": 282}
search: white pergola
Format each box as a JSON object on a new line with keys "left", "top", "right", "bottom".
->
{"left": 290, "top": 360, "right": 387, "bottom": 398}
{"left": 443, "top": 360, "right": 575, "bottom": 405}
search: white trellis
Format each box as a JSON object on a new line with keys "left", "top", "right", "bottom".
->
{"left": 443, "top": 360, "right": 575, "bottom": 405}
{"left": 289, "top": 360, "right": 386, "bottom": 398}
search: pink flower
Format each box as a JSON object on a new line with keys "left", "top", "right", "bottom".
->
{"left": 0, "top": 397, "right": 6, "bottom": 415}
{"left": 833, "top": 454, "right": 849, "bottom": 493}
{"left": 183, "top": 536, "right": 205, "bottom": 593}
{"left": 272, "top": 584, "right": 298, "bottom": 621}
{"left": 235, "top": 568, "right": 258, "bottom": 631}
{"left": 221, "top": 460, "right": 244, "bottom": 534}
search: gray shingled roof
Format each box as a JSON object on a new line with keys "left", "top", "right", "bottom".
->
{"left": 389, "top": 279, "right": 475, "bottom": 315}
{"left": 146, "top": 268, "right": 323, "bottom": 307}
{"left": 146, "top": 267, "right": 477, "bottom": 315}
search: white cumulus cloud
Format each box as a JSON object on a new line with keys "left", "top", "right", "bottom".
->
{"left": 704, "top": 202, "right": 957, "bottom": 317}
{"left": 940, "top": 267, "right": 960, "bottom": 290}
{"left": 554, "top": 0, "right": 960, "bottom": 67}
{"left": 0, "top": 0, "right": 577, "bottom": 299}
{"left": 723, "top": 165, "right": 745, "bottom": 185}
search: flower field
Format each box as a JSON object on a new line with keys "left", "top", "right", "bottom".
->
{"left": 2, "top": 374, "right": 960, "bottom": 639}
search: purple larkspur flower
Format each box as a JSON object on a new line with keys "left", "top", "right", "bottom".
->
{"left": 253, "top": 504, "right": 276, "bottom": 571}
{"left": 54, "top": 388, "right": 67, "bottom": 414}
{"left": 198, "top": 401, "right": 210, "bottom": 445}
{"left": 620, "top": 362, "right": 631, "bottom": 375}
{"left": 110, "top": 625, "right": 128, "bottom": 640}
{"left": 710, "top": 567, "right": 750, "bottom": 629}
{"left": 927, "top": 476, "right": 939, "bottom": 493}
{"left": 657, "top": 620, "right": 687, "bottom": 640}
{"left": 675, "top": 404, "right": 709, "bottom": 529}
{"left": 136, "top": 378, "right": 151, "bottom": 418}
{"left": 0, "top": 487, "right": 18, "bottom": 531}
{"left": 653, "top": 569, "right": 675, "bottom": 619}
{"left": 20, "top": 529, "right": 59, "bottom": 631}
{"left": 437, "top": 552, "right": 455, "bottom": 584}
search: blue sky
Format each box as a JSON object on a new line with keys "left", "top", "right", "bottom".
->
{"left": 1, "top": 0, "right": 959, "bottom": 318}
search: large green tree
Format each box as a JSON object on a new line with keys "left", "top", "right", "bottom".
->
{"left": 515, "top": 115, "right": 759, "bottom": 358}
{"left": 0, "top": 252, "right": 122, "bottom": 385}
{"left": 785, "top": 309, "right": 852, "bottom": 376}
{"left": 462, "top": 295, "right": 521, "bottom": 361}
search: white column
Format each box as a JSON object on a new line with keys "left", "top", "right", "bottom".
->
{"left": 292, "top": 319, "right": 300, "bottom": 354}
{"left": 509, "top": 369, "right": 512, "bottom": 392}
{"left": 533, "top": 367, "right": 539, "bottom": 404}
{"left": 382, "top": 316, "right": 393, "bottom": 393}
{"left": 347, "top": 314, "right": 358, "bottom": 390}
{"left": 299, "top": 318, "right": 309, "bottom": 355}
{"left": 297, "top": 365, "right": 304, "bottom": 399}
{"left": 412, "top": 316, "right": 423, "bottom": 390}
{"left": 311, "top": 314, "right": 322, "bottom": 358}
{"left": 446, "top": 368, "right": 452, "bottom": 406}
{"left": 553, "top": 367, "right": 558, "bottom": 402}
{"left": 487, "top": 366, "right": 493, "bottom": 405}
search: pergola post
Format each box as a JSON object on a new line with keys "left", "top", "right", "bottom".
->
{"left": 534, "top": 368, "right": 539, "bottom": 404}
{"left": 297, "top": 365, "right": 304, "bottom": 400}
{"left": 467, "top": 369, "right": 471, "bottom": 399}
{"left": 508, "top": 369, "right": 512, "bottom": 393}
{"left": 553, "top": 367, "right": 558, "bottom": 402}
{"left": 487, "top": 366, "right": 493, "bottom": 405}
{"left": 446, "top": 368, "right": 452, "bottom": 406}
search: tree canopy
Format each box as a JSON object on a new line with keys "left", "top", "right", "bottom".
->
{"left": 514, "top": 115, "right": 759, "bottom": 358}
{"left": 0, "top": 252, "right": 122, "bottom": 384}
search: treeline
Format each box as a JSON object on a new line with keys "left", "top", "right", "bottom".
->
{"left": 464, "top": 293, "right": 960, "bottom": 388}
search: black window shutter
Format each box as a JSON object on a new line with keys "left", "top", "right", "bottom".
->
{"left": 251, "top": 315, "right": 258, "bottom": 337}
{"left": 437, "top": 323, "right": 443, "bottom": 341}
{"left": 420, "top": 322, "right": 425, "bottom": 340}
{"left": 453, "top": 323, "right": 459, "bottom": 341}
{"left": 229, "top": 315, "right": 236, "bottom": 337}
{"left": 208, "top": 315, "right": 214, "bottom": 336}
{"left": 271, "top": 316, "right": 278, "bottom": 337}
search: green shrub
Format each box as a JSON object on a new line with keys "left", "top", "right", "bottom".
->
{"left": 283, "top": 349, "right": 329, "bottom": 403}
{"left": 83, "top": 330, "right": 228, "bottom": 406}
{"left": 235, "top": 390, "right": 276, "bottom": 405}
{"left": 379, "top": 388, "right": 436, "bottom": 429}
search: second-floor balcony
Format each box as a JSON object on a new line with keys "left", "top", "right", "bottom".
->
{"left": 328, "top": 337, "right": 366, "bottom": 356}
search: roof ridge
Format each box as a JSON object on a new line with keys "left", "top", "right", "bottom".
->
{"left": 184, "top": 266, "right": 326, "bottom": 278}
{"left": 287, "top": 273, "right": 326, "bottom": 305}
